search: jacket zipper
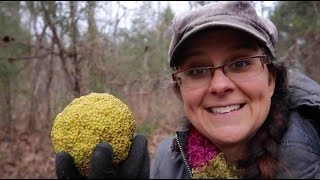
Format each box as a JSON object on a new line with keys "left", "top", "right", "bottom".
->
{"left": 175, "top": 133, "right": 193, "bottom": 178}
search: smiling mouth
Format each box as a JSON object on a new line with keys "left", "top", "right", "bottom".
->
{"left": 206, "top": 104, "right": 245, "bottom": 114}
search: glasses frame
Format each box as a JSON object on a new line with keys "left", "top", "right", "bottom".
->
{"left": 172, "top": 55, "right": 272, "bottom": 87}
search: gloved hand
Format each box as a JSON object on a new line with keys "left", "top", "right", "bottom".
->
{"left": 55, "top": 134, "right": 150, "bottom": 179}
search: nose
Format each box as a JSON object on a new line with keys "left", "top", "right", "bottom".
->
{"left": 208, "top": 69, "right": 234, "bottom": 95}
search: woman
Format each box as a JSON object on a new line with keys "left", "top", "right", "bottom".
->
{"left": 150, "top": 1, "right": 320, "bottom": 179}
{"left": 55, "top": 1, "right": 320, "bottom": 179}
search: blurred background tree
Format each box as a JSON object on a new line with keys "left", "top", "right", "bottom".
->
{"left": 0, "top": 1, "right": 318, "bottom": 178}
{"left": 269, "top": 1, "right": 320, "bottom": 82}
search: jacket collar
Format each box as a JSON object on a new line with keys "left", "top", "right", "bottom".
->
{"left": 171, "top": 117, "right": 190, "bottom": 152}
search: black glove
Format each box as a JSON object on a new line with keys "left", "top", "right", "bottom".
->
{"left": 55, "top": 134, "right": 150, "bottom": 179}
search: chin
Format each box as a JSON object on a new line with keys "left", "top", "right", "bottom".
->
{"left": 210, "top": 130, "right": 247, "bottom": 145}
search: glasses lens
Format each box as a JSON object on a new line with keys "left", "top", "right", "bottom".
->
{"left": 225, "top": 57, "right": 264, "bottom": 80}
{"left": 176, "top": 67, "right": 212, "bottom": 89}
{"left": 174, "top": 56, "right": 265, "bottom": 89}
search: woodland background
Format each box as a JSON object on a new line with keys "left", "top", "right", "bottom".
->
{"left": 0, "top": 1, "right": 319, "bottom": 178}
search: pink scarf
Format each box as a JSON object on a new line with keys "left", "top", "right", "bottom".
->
{"left": 186, "top": 125, "right": 240, "bottom": 178}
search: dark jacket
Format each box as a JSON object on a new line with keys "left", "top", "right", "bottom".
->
{"left": 150, "top": 70, "right": 320, "bottom": 179}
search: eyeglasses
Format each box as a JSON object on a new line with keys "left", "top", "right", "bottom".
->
{"left": 172, "top": 55, "right": 271, "bottom": 90}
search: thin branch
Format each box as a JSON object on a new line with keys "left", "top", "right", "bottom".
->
{"left": 0, "top": 40, "right": 60, "bottom": 57}
{"left": 0, "top": 53, "right": 50, "bottom": 62}
{"left": 41, "top": 2, "right": 73, "bottom": 86}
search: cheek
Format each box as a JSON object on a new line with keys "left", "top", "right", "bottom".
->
{"left": 181, "top": 88, "right": 206, "bottom": 110}
{"left": 257, "top": 70, "right": 276, "bottom": 100}
{"left": 242, "top": 71, "right": 275, "bottom": 98}
{"left": 236, "top": 73, "right": 275, "bottom": 122}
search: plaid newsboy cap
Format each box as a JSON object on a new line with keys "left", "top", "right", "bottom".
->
{"left": 168, "top": 1, "right": 278, "bottom": 68}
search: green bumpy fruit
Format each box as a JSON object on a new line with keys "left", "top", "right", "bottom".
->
{"left": 51, "top": 93, "right": 136, "bottom": 176}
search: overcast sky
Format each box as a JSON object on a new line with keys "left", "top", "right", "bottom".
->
{"left": 24, "top": 1, "right": 276, "bottom": 36}
{"left": 167, "top": 1, "right": 276, "bottom": 16}
{"left": 107, "top": 1, "right": 276, "bottom": 30}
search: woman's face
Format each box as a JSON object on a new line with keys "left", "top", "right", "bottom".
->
{"left": 178, "top": 29, "right": 276, "bottom": 152}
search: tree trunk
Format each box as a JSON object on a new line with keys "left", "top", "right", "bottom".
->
{"left": 70, "top": 1, "right": 81, "bottom": 97}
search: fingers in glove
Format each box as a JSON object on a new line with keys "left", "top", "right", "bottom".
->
{"left": 117, "top": 134, "right": 150, "bottom": 178}
{"left": 88, "top": 142, "right": 115, "bottom": 179}
{"left": 56, "top": 151, "right": 84, "bottom": 179}
{"left": 138, "top": 147, "right": 150, "bottom": 179}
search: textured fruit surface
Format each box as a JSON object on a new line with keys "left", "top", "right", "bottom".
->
{"left": 51, "top": 93, "right": 136, "bottom": 175}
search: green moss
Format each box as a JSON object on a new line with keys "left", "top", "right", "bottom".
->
{"left": 192, "top": 153, "right": 241, "bottom": 179}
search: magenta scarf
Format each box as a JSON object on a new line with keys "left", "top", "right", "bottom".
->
{"left": 186, "top": 125, "right": 241, "bottom": 178}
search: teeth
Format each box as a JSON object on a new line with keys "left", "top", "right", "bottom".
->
{"left": 210, "top": 105, "right": 240, "bottom": 114}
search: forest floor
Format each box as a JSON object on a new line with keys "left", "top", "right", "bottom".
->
{"left": 0, "top": 121, "right": 176, "bottom": 178}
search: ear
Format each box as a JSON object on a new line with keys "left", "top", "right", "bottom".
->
{"left": 268, "top": 70, "right": 276, "bottom": 96}
{"left": 173, "top": 83, "right": 183, "bottom": 101}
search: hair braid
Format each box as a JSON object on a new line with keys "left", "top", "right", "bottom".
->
{"left": 239, "top": 55, "right": 290, "bottom": 178}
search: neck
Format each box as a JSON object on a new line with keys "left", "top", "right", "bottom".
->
{"left": 217, "top": 143, "right": 246, "bottom": 164}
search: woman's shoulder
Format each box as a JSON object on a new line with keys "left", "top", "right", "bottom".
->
{"left": 277, "top": 110, "right": 320, "bottom": 178}
{"left": 151, "top": 135, "right": 190, "bottom": 179}
{"left": 157, "top": 135, "right": 176, "bottom": 151}
{"left": 287, "top": 69, "right": 320, "bottom": 110}
{"left": 282, "top": 110, "right": 320, "bottom": 151}
{"left": 153, "top": 135, "right": 177, "bottom": 161}
{"left": 282, "top": 69, "right": 320, "bottom": 151}
{"left": 281, "top": 110, "right": 320, "bottom": 151}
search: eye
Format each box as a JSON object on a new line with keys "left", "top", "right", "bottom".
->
{"left": 227, "top": 59, "right": 251, "bottom": 72}
{"left": 185, "top": 67, "right": 210, "bottom": 78}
